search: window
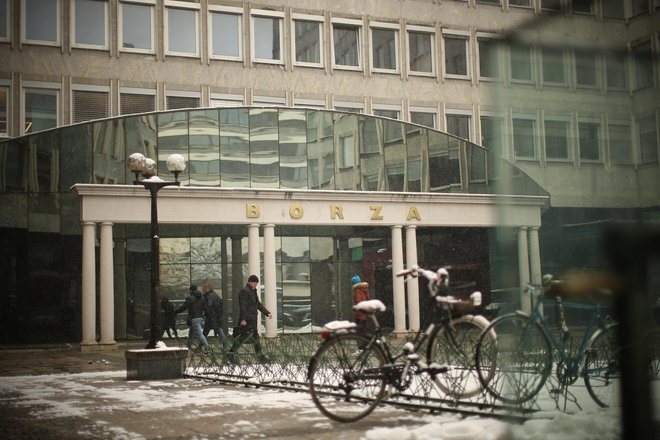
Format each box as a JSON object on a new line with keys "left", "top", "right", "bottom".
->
{"left": 251, "top": 11, "right": 283, "bottom": 64}
{"left": 608, "top": 123, "right": 632, "bottom": 164}
{"left": 252, "top": 95, "right": 286, "bottom": 106}
{"left": 165, "top": 2, "right": 199, "bottom": 57}
{"left": 444, "top": 34, "right": 469, "bottom": 77}
{"left": 120, "top": 88, "right": 155, "bottom": 115}
{"left": 22, "top": 0, "right": 60, "bottom": 45}
{"left": 210, "top": 93, "right": 243, "bottom": 107}
{"left": 371, "top": 23, "right": 398, "bottom": 72}
{"left": 294, "top": 98, "right": 325, "bottom": 108}
{"left": 605, "top": 51, "right": 628, "bottom": 90}
{"left": 209, "top": 8, "right": 242, "bottom": 60}
{"left": 480, "top": 115, "right": 504, "bottom": 156}
{"left": 578, "top": 121, "right": 601, "bottom": 161}
{"left": 334, "top": 101, "right": 363, "bottom": 113}
{"left": 340, "top": 135, "right": 355, "bottom": 168}
{"left": 542, "top": 47, "right": 566, "bottom": 85}
{"left": 332, "top": 19, "right": 361, "bottom": 70}
{"left": 510, "top": 44, "right": 533, "bottom": 82}
{"left": 509, "top": 0, "right": 532, "bottom": 6}
{"left": 575, "top": 49, "right": 598, "bottom": 88}
{"left": 638, "top": 116, "right": 658, "bottom": 163}
{"left": 572, "top": 0, "right": 594, "bottom": 14}
{"left": 512, "top": 117, "right": 536, "bottom": 159}
{"left": 541, "top": 0, "right": 562, "bottom": 10}
{"left": 446, "top": 113, "right": 471, "bottom": 140}
{"left": 72, "top": 0, "right": 107, "bottom": 49}
{"left": 72, "top": 86, "right": 109, "bottom": 123}
{"left": 408, "top": 27, "right": 434, "bottom": 75}
{"left": 544, "top": 119, "right": 570, "bottom": 160}
{"left": 23, "top": 84, "right": 60, "bottom": 134}
{"left": 0, "top": 0, "right": 8, "bottom": 41}
{"left": 602, "top": 0, "right": 625, "bottom": 18}
{"left": 373, "top": 107, "right": 400, "bottom": 120}
{"left": 293, "top": 15, "right": 322, "bottom": 67}
{"left": 410, "top": 110, "right": 436, "bottom": 129}
{"left": 478, "top": 38, "right": 500, "bottom": 79}
{"left": 631, "top": 0, "right": 649, "bottom": 16}
{"left": 166, "top": 93, "right": 200, "bottom": 109}
{"left": 633, "top": 41, "right": 654, "bottom": 90}
{"left": 0, "top": 84, "right": 8, "bottom": 136}
{"left": 120, "top": 1, "right": 154, "bottom": 53}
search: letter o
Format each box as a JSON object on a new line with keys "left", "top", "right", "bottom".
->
{"left": 289, "top": 204, "right": 304, "bottom": 219}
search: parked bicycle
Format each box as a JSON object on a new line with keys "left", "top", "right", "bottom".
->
{"left": 475, "top": 275, "right": 620, "bottom": 408}
{"left": 307, "top": 265, "right": 494, "bottom": 422}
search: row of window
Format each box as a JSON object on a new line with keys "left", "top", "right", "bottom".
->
{"left": 477, "top": 0, "right": 660, "bottom": 18}
{"left": 3, "top": 0, "right": 656, "bottom": 88}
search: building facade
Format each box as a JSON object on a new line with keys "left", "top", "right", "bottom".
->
{"left": 0, "top": 0, "right": 658, "bottom": 345}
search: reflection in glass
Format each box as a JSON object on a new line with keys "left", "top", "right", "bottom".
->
{"left": 407, "top": 127, "right": 426, "bottom": 192}
{"left": 428, "top": 130, "right": 450, "bottom": 190}
{"left": 190, "top": 109, "right": 220, "bottom": 185}
{"left": 93, "top": 119, "right": 125, "bottom": 184}
{"left": 250, "top": 108, "right": 279, "bottom": 187}
{"left": 383, "top": 119, "right": 405, "bottom": 191}
{"left": 158, "top": 112, "right": 189, "bottom": 177}
{"left": 27, "top": 133, "right": 59, "bottom": 193}
{"left": 220, "top": 108, "right": 250, "bottom": 187}
{"left": 24, "top": 89, "right": 58, "bottom": 133}
{"left": 279, "top": 110, "right": 308, "bottom": 188}
{"left": 191, "top": 237, "right": 223, "bottom": 263}
{"left": 125, "top": 115, "right": 157, "bottom": 166}
{"left": 307, "top": 111, "right": 335, "bottom": 189}
{"left": 61, "top": 125, "right": 92, "bottom": 191}
{"left": 28, "top": 193, "right": 60, "bottom": 233}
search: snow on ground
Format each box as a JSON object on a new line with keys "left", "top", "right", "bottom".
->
{"left": 0, "top": 370, "right": 630, "bottom": 439}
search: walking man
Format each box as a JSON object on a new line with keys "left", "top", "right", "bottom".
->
{"left": 202, "top": 282, "right": 228, "bottom": 349}
{"left": 227, "top": 275, "right": 272, "bottom": 363}
{"left": 175, "top": 285, "right": 214, "bottom": 352}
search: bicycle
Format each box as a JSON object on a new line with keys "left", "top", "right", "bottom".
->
{"left": 307, "top": 265, "right": 494, "bottom": 422}
{"left": 475, "top": 276, "right": 620, "bottom": 408}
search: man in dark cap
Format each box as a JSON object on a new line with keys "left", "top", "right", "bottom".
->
{"left": 175, "top": 285, "right": 214, "bottom": 352}
{"left": 227, "top": 275, "right": 272, "bottom": 363}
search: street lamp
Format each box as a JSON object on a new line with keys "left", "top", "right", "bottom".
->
{"left": 128, "top": 152, "right": 186, "bottom": 349}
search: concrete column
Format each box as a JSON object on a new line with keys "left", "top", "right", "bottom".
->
{"left": 517, "top": 227, "right": 531, "bottom": 313}
{"left": 405, "top": 225, "right": 420, "bottom": 331}
{"left": 263, "top": 224, "right": 277, "bottom": 338}
{"left": 81, "top": 222, "right": 97, "bottom": 349}
{"left": 99, "top": 222, "right": 116, "bottom": 347}
{"left": 391, "top": 225, "right": 406, "bottom": 334}
{"left": 528, "top": 227, "right": 542, "bottom": 286}
{"left": 247, "top": 224, "right": 262, "bottom": 334}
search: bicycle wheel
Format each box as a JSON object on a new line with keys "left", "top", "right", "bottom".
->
{"left": 476, "top": 313, "right": 552, "bottom": 404}
{"left": 427, "top": 314, "right": 493, "bottom": 398}
{"left": 584, "top": 323, "right": 620, "bottom": 408}
{"left": 308, "top": 332, "right": 387, "bottom": 422}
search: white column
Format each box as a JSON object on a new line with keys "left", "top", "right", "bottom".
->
{"left": 81, "top": 222, "right": 97, "bottom": 348}
{"left": 99, "top": 222, "right": 116, "bottom": 346}
{"left": 263, "top": 224, "right": 277, "bottom": 338}
{"left": 391, "top": 225, "right": 406, "bottom": 334}
{"left": 405, "top": 225, "right": 420, "bottom": 331}
{"left": 528, "top": 227, "right": 542, "bottom": 286}
{"left": 517, "top": 227, "right": 531, "bottom": 313}
{"left": 247, "top": 224, "right": 262, "bottom": 334}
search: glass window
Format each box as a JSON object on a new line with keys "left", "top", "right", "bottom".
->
{"left": 249, "top": 108, "right": 279, "bottom": 187}
{"left": 166, "top": 5, "right": 198, "bottom": 56}
{"left": 294, "top": 18, "right": 322, "bottom": 66}
{"left": 575, "top": 49, "right": 598, "bottom": 87}
{"left": 371, "top": 26, "right": 398, "bottom": 72}
{"left": 638, "top": 117, "right": 658, "bottom": 163}
{"left": 210, "top": 94, "right": 243, "bottom": 107}
{"left": 578, "top": 121, "right": 601, "bottom": 161}
{"left": 252, "top": 14, "right": 282, "bottom": 63}
{"left": 220, "top": 107, "right": 250, "bottom": 187}
{"left": 510, "top": 44, "right": 533, "bottom": 82}
{"left": 544, "top": 119, "right": 570, "bottom": 160}
{"left": 509, "top": 0, "right": 532, "bottom": 6}
{"left": 444, "top": 35, "right": 469, "bottom": 77}
{"left": 279, "top": 109, "right": 308, "bottom": 189}
{"left": 605, "top": 51, "right": 628, "bottom": 90}
{"left": 633, "top": 41, "right": 654, "bottom": 90}
{"left": 631, "top": 0, "right": 649, "bottom": 16}
{"left": 120, "top": 1, "right": 153, "bottom": 52}
{"left": 542, "top": 47, "right": 566, "bottom": 85}
{"left": 479, "top": 39, "right": 500, "bottom": 79}
{"left": 0, "top": 0, "right": 8, "bottom": 41}
{"left": 23, "top": 0, "right": 59, "bottom": 44}
{"left": 541, "top": 0, "right": 561, "bottom": 10}
{"left": 333, "top": 22, "right": 361, "bottom": 69}
{"left": 446, "top": 113, "right": 470, "bottom": 140}
{"left": 411, "top": 111, "right": 436, "bottom": 129}
{"left": 24, "top": 87, "right": 59, "bottom": 134}
{"left": 72, "top": 88, "right": 109, "bottom": 123}
{"left": 480, "top": 115, "right": 504, "bottom": 155}
{"left": 373, "top": 108, "right": 399, "bottom": 120}
{"left": 210, "top": 10, "right": 241, "bottom": 59}
{"left": 0, "top": 85, "right": 7, "bottom": 136}
{"left": 408, "top": 29, "right": 433, "bottom": 74}
{"left": 602, "top": 0, "right": 625, "bottom": 18}
{"left": 120, "top": 91, "right": 155, "bottom": 115}
{"left": 73, "top": 0, "right": 107, "bottom": 48}
{"left": 572, "top": 0, "right": 594, "bottom": 14}
{"left": 512, "top": 117, "right": 536, "bottom": 158}
{"left": 608, "top": 123, "right": 632, "bottom": 164}
{"left": 166, "top": 94, "right": 200, "bottom": 110}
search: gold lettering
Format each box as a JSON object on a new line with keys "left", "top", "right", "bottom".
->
{"left": 246, "top": 203, "right": 260, "bottom": 218}
{"left": 406, "top": 206, "right": 421, "bottom": 221}
{"left": 330, "top": 204, "right": 344, "bottom": 219}
{"left": 370, "top": 205, "right": 383, "bottom": 220}
{"left": 289, "top": 204, "right": 304, "bottom": 219}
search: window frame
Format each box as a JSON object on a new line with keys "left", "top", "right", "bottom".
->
{"left": 165, "top": 90, "right": 201, "bottom": 110}
{"left": 445, "top": 110, "right": 473, "bottom": 141}
{"left": 410, "top": 107, "right": 437, "bottom": 129}
{"left": 605, "top": 49, "right": 629, "bottom": 91}
{"left": 291, "top": 13, "right": 324, "bottom": 68}
{"left": 208, "top": 5, "right": 243, "bottom": 62}
{"left": 607, "top": 119, "right": 633, "bottom": 165}
{"left": 577, "top": 118, "right": 604, "bottom": 163}
{"left": 479, "top": 112, "right": 506, "bottom": 156}
{"left": 511, "top": 114, "right": 538, "bottom": 160}
{"left": 71, "top": 0, "right": 108, "bottom": 50}
{"left": 119, "top": 0, "right": 156, "bottom": 55}
{"left": 21, "top": 0, "right": 61, "bottom": 46}
{"left": 0, "top": 80, "right": 10, "bottom": 137}
{"left": 71, "top": 83, "right": 110, "bottom": 124}
{"left": 477, "top": 33, "right": 502, "bottom": 81}
{"left": 1, "top": 0, "right": 11, "bottom": 43}
{"left": 637, "top": 114, "right": 659, "bottom": 164}
{"left": 541, "top": 46, "right": 567, "bottom": 86}
{"left": 119, "top": 86, "right": 157, "bottom": 115}
{"left": 334, "top": 100, "right": 364, "bottom": 113}
{"left": 22, "top": 81, "right": 61, "bottom": 135}
{"left": 442, "top": 30, "right": 471, "bottom": 80}
{"left": 370, "top": 21, "right": 400, "bottom": 74}
{"left": 574, "top": 48, "right": 600, "bottom": 89}
{"left": 164, "top": 0, "right": 200, "bottom": 58}
{"left": 210, "top": 93, "right": 244, "bottom": 107}
{"left": 542, "top": 117, "right": 572, "bottom": 162}
{"left": 331, "top": 17, "right": 363, "bottom": 72}
{"left": 250, "top": 9, "right": 285, "bottom": 65}
{"left": 407, "top": 25, "right": 435, "bottom": 77}
{"left": 252, "top": 95, "right": 286, "bottom": 107}
{"left": 294, "top": 97, "right": 326, "bottom": 109}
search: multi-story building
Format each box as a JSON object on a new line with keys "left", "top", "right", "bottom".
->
{"left": 0, "top": 0, "right": 658, "bottom": 345}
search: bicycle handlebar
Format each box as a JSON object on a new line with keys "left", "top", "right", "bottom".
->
{"left": 397, "top": 265, "right": 481, "bottom": 307}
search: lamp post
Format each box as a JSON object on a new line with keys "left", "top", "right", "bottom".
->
{"left": 128, "top": 152, "right": 186, "bottom": 349}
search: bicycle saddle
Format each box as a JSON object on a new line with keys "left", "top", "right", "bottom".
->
{"left": 353, "top": 299, "right": 387, "bottom": 314}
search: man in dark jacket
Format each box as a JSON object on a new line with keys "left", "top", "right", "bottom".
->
{"left": 227, "top": 275, "right": 272, "bottom": 362}
{"left": 202, "top": 282, "right": 228, "bottom": 348}
{"left": 175, "top": 285, "right": 214, "bottom": 351}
